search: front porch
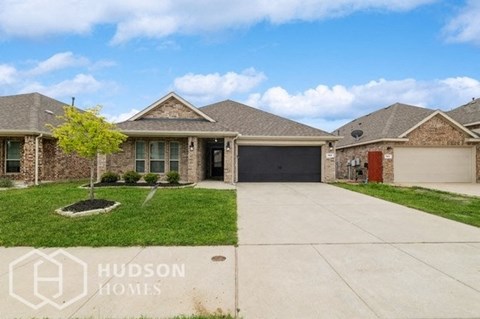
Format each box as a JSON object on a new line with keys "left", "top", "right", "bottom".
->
{"left": 101, "top": 136, "right": 236, "bottom": 184}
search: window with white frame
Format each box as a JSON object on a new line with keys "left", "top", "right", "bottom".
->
{"left": 135, "top": 141, "right": 146, "bottom": 173}
{"left": 169, "top": 142, "right": 180, "bottom": 172}
{"left": 150, "top": 141, "right": 165, "bottom": 173}
{"left": 6, "top": 140, "right": 21, "bottom": 173}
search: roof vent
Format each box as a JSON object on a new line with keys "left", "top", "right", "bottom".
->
{"left": 44, "top": 110, "right": 54, "bottom": 115}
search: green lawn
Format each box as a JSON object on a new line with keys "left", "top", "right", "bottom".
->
{"left": 0, "top": 182, "right": 237, "bottom": 247}
{"left": 335, "top": 182, "right": 480, "bottom": 227}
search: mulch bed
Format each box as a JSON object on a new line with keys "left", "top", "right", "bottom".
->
{"left": 92, "top": 182, "right": 193, "bottom": 187}
{"left": 63, "top": 199, "right": 116, "bottom": 213}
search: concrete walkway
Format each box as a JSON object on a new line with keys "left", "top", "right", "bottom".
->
{"left": 237, "top": 183, "right": 480, "bottom": 319}
{"left": 395, "top": 182, "right": 480, "bottom": 197}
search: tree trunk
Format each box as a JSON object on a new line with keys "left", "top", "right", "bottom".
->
{"left": 89, "top": 158, "right": 95, "bottom": 200}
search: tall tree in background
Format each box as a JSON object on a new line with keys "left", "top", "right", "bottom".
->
{"left": 49, "top": 106, "right": 127, "bottom": 200}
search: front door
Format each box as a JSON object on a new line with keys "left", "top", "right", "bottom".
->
{"left": 211, "top": 149, "right": 224, "bottom": 178}
{"left": 368, "top": 151, "right": 383, "bottom": 182}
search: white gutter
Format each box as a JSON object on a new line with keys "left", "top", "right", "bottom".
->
{"left": 35, "top": 133, "right": 43, "bottom": 185}
{"left": 336, "top": 138, "right": 409, "bottom": 150}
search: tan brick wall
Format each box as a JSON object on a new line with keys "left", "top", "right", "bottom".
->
{"left": 323, "top": 142, "right": 336, "bottom": 182}
{"left": 142, "top": 97, "right": 204, "bottom": 120}
{"left": 405, "top": 114, "right": 469, "bottom": 146}
{"left": 336, "top": 114, "right": 478, "bottom": 183}
{"left": 22, "top": 136, "right": 36, "bottom": 183}
{"left": 187, "top": 137, "right": 198, "bottom": 183}
{"left": 106, "top": 137, "right": 189, "bottom": 181}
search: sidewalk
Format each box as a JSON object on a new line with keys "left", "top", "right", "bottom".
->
{"left": 0, "top": 246, "right": 235, "bottom": 318}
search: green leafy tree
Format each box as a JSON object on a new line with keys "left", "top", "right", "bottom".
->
{"left": 49, "top": 106, "right": 127, "bottom": 200}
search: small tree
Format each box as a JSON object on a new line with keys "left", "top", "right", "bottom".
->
{"left": 49, "top": 106, "right": 127, "bottom": 200}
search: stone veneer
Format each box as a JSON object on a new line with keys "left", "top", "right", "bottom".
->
{"left": 142, "top": 97, "right": 204, "bottom": 120}
{"left": 336, "top": 114, "right": 479, "bottom": 183}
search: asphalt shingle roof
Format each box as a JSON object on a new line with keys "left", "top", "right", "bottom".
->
{"left": 0, "top": 92, "right": 68, "bottom": 134}
{"left": 200, "top": 100, "right": 332, "bottom": 136}
{"left": 447, "top": 99, "right": 480, "bottom": 126}
{"left": 335, "top": 103, "right": 435, "bottom": 147}
{"left": 115, "top": 118, "right": 231, "bottom": 133}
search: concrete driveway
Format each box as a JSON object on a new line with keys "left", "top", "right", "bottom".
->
{"left": 237, "top": 183, "right": 480, "bottom": 319}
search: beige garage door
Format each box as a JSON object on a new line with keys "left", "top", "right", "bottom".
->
{"left": 394, "top": 147, "right": 475, "bottom": 183}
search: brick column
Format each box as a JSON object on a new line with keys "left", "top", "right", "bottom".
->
{"left": 22, "top": 136, "right": 36, "bottom": 184}
{"left": 187, "top": 137, "right": 198, "bottom": 183}
{"left": 223, "top": 137, "right": 235, "bottom": 184}
{"left": 323, "top": 141, "right": 336, "bottom": 183}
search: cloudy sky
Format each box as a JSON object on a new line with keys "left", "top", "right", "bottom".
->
{"left": 1, "top": 0, "right": 480, "bottom": 131}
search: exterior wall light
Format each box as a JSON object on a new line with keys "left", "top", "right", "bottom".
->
{"left": 189, "top": 141, "right": 194, "bottom": 151}
{"left": 328, "top": 142, "right": 333, "bottom": 151}
{"left": 226, "top": 141, "right": 231, "bottom": 151}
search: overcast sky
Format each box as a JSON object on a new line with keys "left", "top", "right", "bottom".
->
{"left": 1, "top": 0, "right": 480, "bottom": 131}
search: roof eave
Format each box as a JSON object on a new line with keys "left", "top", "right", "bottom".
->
{"left": 237, "top": 135, "right": 341, "bottom": 141}
{"left": 0, "top": 130, "right": 53, "bottom": 137}
{"left": 120, "top": 130, "right": 238, "bottom": 137}
{"left": 336, "top": 138, "right": 409, "bottom": 150}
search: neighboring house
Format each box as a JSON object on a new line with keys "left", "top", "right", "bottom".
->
{"left": 100, "top": 92, "right": 339, "bottom": 183}
{"left": 334, "top": 103, "right": 480, "bottom": 183}
{"left": 0, "top": 93, "right": 91, "bottom": 184}
{"left": 448, "top": 98, "right": 480, "bottom": 134}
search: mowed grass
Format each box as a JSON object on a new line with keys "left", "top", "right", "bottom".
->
{"left": 0, "top": 182, "right": 237, "bottom": 247}
{"left": 335, "top": 182, "right": 480, "bottom": 227}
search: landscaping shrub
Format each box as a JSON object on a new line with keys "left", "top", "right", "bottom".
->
{"left": 0, "top": 178, "right": 14, "bottom": 188}
{"left": 123, "top": 171, "right": 141, "bottom": 184}
{"left": 100, "top": 171, "right": 120, "bottom": 183}
{"left": 144, "top": 173, "right": 159, "bottom": 184}
{"left": 166, "top": 170, "right": 180, "bottom": 184}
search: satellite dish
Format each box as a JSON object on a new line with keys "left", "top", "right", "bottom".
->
{"left": 351, "top": 129, "right": 363, "bottom": 140}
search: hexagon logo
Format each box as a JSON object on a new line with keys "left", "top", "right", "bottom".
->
{"left": 9, "top": 249, "right": 88, "bottom": 310}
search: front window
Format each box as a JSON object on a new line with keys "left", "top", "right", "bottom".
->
{"left": 135, "top": 141, "right": 145, "bottom": 173}
{"left": 150, "top": 141, "right": 165, "bottom": 173}
{"left": 170, "top": 142, "right": 180, "bottom": 172}
{"left": 6, "top": 140, "right": 21, "bottom": 173}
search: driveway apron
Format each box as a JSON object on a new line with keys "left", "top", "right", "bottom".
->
{"left": 237, "top": 183, "right": 480, "bottom": 319}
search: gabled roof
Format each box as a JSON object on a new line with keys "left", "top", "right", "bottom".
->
{"left": 0, "top": 92, "right": 68, "bottom": 136}
{"left": 335, "top": 103, "right": 435, "bottom": 148}
{"left": 118, "top": 94, "right": 334, "bottom": 138}
{"left": 128, "top": 92, "right": 215, "bottom": 122}
{"left": 447, "top": 98, "right": 480, "bottom": 127}
{"left": 399, "top": 110, "right": 477, "bottom": 138}
{"left": 201, "top": 100, "right": 333, "bottom": 137}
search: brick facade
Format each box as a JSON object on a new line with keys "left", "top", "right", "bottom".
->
{"left": 0, "top": 135, "right": 91, "bottom": 184}
{"left": 103, "top": 137, "right": 190, "bottom": 182}
{"left": 336, "top": 114, "right": 479, "bottom": 183}
{"left": 143, "top": 97, "right": 204, "bottom": 120}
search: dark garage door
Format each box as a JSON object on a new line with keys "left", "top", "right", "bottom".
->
{"left": 238, "top": 146, "right": 321, "bottom": 182}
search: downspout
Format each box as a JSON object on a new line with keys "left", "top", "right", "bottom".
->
{"left": 231, "top": 134, "right": 240, "bottom": 184}
{"left": 35, "top": 133, "right": 43, "bottom": 186}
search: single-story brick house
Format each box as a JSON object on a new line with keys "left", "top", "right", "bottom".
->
{"left": 334, "top": 102, "right": 480, "bottom": 183}
{"left": 99, "top": 92, "right": 339, "bottom": 183}
{"left": 0, "top": 93, "right": 91, "bottom": 184}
